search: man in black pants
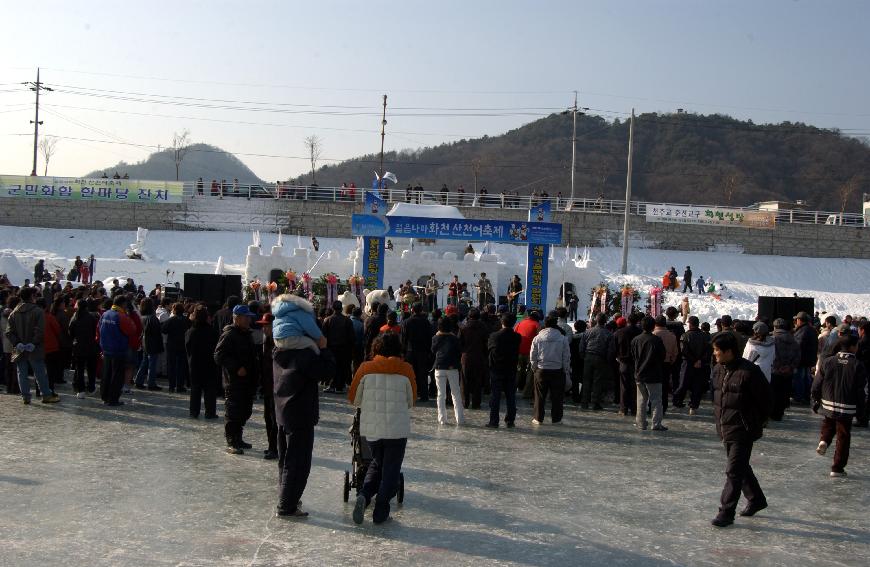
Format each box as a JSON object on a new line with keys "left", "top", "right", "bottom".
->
{"left": 214, "top": 305, "right": 259, "bottom": 455}
{"left": 710, "top": 333, "right": 772, "bottom": 527}
{"left": 321, "top": 301, "right": 355, "bottom": 394}
{"left": 487, "top": 313, "right": 521, "bottom": 427}
{"left": 614, "top": 313, "right": 641, "bottom": 416}
{"left": 674, "top": 316, "right": 710, "bottom": 414}
{"left": 272, "top": 339, "right": 332, "bottom": 518}
{"left": 400, "top": 302, "right": 433, "bottom": 402}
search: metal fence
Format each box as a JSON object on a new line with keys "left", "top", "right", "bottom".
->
{"left": 181, "top": 182, "right": 867, "bottom": 227}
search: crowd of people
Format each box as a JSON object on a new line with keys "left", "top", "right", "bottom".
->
{"left": 2, "top": 268, "right": 867, "bottom": 527}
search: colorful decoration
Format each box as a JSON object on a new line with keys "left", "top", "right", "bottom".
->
{"left": 620, "top": 285, "right": 636, "bottom": 316}
{"left": 648, "top": 286, "right": 663, "bottom": 318}
{"left": 301, "top": 272, "right": 313, "bottom": 301}
{"left": 325, "top": 273, "right": 339, "bottom": 306}
{"left": 286, "top": 269, "right": 297, "bottom": 292}
{"left": 348, "top": 275, "right": 365, "bottom": 306}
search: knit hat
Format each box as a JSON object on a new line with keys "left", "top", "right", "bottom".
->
{"left": 752, "top": 321, "right": 769, "bottom": 335}
{"left": 615, "top": 316, "right": 627, "bottom": 328}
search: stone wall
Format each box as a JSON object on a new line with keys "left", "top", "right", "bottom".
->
{"left": 2, "top": 196, "right": 868, "bottom": 259}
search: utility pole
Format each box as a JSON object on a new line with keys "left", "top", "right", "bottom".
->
{"left": 561, "top": 92, "right": 587, "bottom": 209}
{"left": 620, "top": 109, "right": 635, "bottom": 275}
{"left": 379, "top": 94, "right": 387, "bottom": 181}
{"left": 570, "top": 91, "right": 577, "bottom": 205}
{"left": 25, "top": 67, "right": 53, "bottom": 176}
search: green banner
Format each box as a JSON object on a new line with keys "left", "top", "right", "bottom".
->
{"left": 0, "top": 175, "right": 183, "bottom": 204}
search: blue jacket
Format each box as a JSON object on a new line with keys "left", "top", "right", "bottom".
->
{"left": 271, "top": 294, "right": 323, "bottom": 341}
{"left": 99, "top": 308, "right": 132, "bottom": 357}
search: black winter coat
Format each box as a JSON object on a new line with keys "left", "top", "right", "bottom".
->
{"left": 363, "top": 314, "right": 386, "bottom": 357}
{"left": 680, "top": 328, "right": 709, "bottom": 364}
{"left": 141, "top": 314, "right": 165, "bottom": 355}
{"left": 273, "top": 347, "right": 335, "bottom": 429}
{"left": 185, "top": 324, "right": 218, "bottom": 382}
{"left": 322, "top": 313, "right": 354, "bottom": 349}
{"left": 812, "top": 352, "right": 867, "bottom": 420}
{"left": 614, "top": 325, "right": 641, "bottom": 361}
{"left": 712, "top": 358, "right": 772, "bottom": 443}
{"left": 794, "top": 324, "right": 819, "bottom": 368}
{"left": 460, "top": 319, "right": 489, "bottom": 363}
{"left": 214, "top": 325, "right": 259, "bottom": 390}
{"left": 401, "top": 313, "right": 433, "bottom": 355}
{"left": 162, "top": 315, "right": 190, "bottom": 353}
{"left": 630, "top": 332, "right": 666, "bottom": 383}
{"left": 68, "top": 310, "right": 98, "bottom": 357}
{"left": 488, "top": 327, "right": 521, "bottom": 374}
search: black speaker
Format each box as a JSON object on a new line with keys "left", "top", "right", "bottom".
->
{"left": 223, "top": 275, "right": 242, "bottom": 300}
{"left": 757, "top": 296, "right": 777, "bottom": 322}
{"left": 184, "top": 273, "right": 242, "bottom": 308}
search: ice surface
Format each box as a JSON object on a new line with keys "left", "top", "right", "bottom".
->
{"left": 0, "top": 378, "right": 867, "bottom": 567}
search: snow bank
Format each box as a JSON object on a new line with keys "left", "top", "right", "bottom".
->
{"left": 0, "top": 253, "right": 30, "bottom": 285}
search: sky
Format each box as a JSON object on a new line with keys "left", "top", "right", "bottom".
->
{"left": 2, "top": 0, "right": 869, "bottom": 182}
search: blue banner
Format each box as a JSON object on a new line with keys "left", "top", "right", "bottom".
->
{"left": 362, "top": 236, "right": 385, "bottom": 290}
{"left": 525, "top": 244, "right": 549, "bottom": 312}
{"left": 529, "top": 199, "right": 552, "bottom": 223}
{"left": 364, "top": 191, "right": 387, "bottom": 216}
{"left": 352, "top": 214, "right": 562, "bottom": 244}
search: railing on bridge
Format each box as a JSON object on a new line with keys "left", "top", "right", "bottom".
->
{"left": 181, "top": 182, "right": 867, "bottom": 227}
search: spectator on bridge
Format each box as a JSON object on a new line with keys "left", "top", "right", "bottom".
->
{"left": 196, "top": 178, "right": 203, "bottom": 195}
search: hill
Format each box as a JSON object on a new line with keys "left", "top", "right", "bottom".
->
{"left": 85, "top": 143, "right": 263, "bottom": 184}
{"left": 311, "top": 113, "right": 870, "bottom": 212}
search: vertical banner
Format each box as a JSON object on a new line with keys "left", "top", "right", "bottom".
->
{"left": 525, "top": 199, "right": 551, "bottom": 312}
{"left": 525, "top": 243, "right": 549, "bottom": 313}
{"left": 362, "top": 236, "right": 385, "bottom": 290}
{"left": 364, "top": 190, "right": 387, "bottom": 215}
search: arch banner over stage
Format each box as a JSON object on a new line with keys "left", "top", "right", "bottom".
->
{"left": 351, "top": 214, "right": 561, "bottom": 244}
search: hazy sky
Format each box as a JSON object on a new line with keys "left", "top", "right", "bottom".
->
{"left": 2, "top": 0, "right": 868, "bottom": 182}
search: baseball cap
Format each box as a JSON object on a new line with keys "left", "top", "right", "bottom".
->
{"left": 772, "top": 318, "right": 788, "bottom": 329}
{"left": 233, "top": 305, "right": 253, "bottom": 317}
{"left": 793, "top": 311, "right": 810, "bottom": 322}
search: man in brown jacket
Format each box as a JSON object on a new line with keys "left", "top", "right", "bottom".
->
{"left": 5, "top": 287, "right": 59, "bottom": 404}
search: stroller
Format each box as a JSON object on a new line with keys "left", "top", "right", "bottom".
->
{"left": 343, "top": 408, "right": 404, "bottom": 504}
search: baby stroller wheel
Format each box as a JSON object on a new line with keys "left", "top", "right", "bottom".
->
{"left": 397, "top": 472, "right": 404, "bottom": 504}
{"left": 343, "top": 470, "right": 350, "bottom": 502}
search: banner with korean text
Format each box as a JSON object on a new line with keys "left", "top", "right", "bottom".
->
{"left": 351, "top": 214, "right": 562, "bottom": 244}
{"left": 0, "top": 175, "right": 183, "bottom": 204}
{"left": 645, "top": 204, "right": 775, "bottom": 229}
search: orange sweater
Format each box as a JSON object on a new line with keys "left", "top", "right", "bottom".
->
{"left": 348, "top": 355, "right": 417, "bottom": 403}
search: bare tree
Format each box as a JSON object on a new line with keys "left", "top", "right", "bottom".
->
{"left": 38, "top": 136, "right": 58, "bottom": 176}
{"left": 304, "top": 135, "right": 323, "bottom": 184}
{"left": 723, "top": 173, "right": 739, "bottom": 205}
{"left": 471, "top": 157, "right": 484, "bottom": 193}
{"left": 171, "top": 130, "right": 191, "bottom": 181}
{"left": 838, "top": 175, "right": 860, "bottom": 216}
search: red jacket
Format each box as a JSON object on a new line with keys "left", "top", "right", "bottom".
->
{"left": 515, "top": 319, "right": 540, "bottom": 356}
{"left": 127, "top": 311, "right": 143, "bottom": 350}
{"left": 43, "top": 312, "right": 61, "bottom": 354}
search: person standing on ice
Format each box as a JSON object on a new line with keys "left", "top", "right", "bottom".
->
{"left": 792, "top": 312, "right": 818, "bottom": 405}
{"left": 431, "top": 316, "right": 464, "bottom": 426}
{"left": 682, "top": 266, "right": 693, "bottom": 293}
{"left": 529, "top": 312, "right": 570, "bottom": 425}
{"left": 743, "top": 322, "right": 775, "bottom": 383}
{"left": 696, "top": 275, "right": 705, "bottom": 295}
{"left": 812, "top": 335, "right": 867, "bottom": 477}
{"left": 710, "top": 332, "right": 771, "bottom": 527}
{"left": 631, "top": 316, "right": 667, "bottom": 431}
{"left": 214, "top": 305, "right": 260, "bottom": 455}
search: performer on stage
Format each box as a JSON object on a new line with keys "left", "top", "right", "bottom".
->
{"left": 448, "top": 275, "right": 461, "bottom": 306}
{"left": 477, "top": 272, "right": 494, "bottom": 309}
{"left": 425, "top": 273, "right": 440, "bottom": 312}
{"left": 507, "top": 274, "right": 523, "bottom": 314}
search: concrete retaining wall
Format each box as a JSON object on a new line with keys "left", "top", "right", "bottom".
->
{"left": 1, "top": 196, "right": 868, "bottom": 259}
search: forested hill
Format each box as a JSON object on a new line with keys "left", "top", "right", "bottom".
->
{"left": 312, "top": 112, "right": 870, "bottom": 211}
{"left": 85, "top": 143, "right": 263, "bottom": 184}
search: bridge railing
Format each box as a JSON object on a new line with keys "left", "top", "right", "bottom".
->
{"left": 180, "top": 182, "right": 867, "bottom": 227}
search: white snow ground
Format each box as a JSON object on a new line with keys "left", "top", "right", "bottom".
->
{"left": 1, "top": 225, "right": 868, "bottom": 323}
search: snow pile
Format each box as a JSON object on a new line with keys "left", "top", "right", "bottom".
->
{"left": 0, "top": 252, "right": 31, "bottom": 285}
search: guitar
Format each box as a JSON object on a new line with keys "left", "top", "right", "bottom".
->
{"left": 507, "top": 290, "right": 522, "bottom": 300}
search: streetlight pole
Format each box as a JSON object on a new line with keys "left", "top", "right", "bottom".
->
{"left": 620, "top": 109, "right": 635, "bottom": 275}
{"left": 570, "top": 91, "right": 577, "bottom": 206}
{"left": 379, "top": 94, "right": 387, "bottom": 182}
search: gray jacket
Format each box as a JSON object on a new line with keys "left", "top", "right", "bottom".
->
{"left": 5, "top": 302, "right": 45, "bottom": 362}
{"left": 580, "top": 325, "right": 615, "bottom": 359}
{"left": 530, "top": 327, "right": 571, "bottom": 374}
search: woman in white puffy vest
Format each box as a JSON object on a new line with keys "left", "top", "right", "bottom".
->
{"left": 348, "top": 332, "right": 416, "bottom": 525}
{"left": 743, "top": 322, "right": 775, "bottom": 383}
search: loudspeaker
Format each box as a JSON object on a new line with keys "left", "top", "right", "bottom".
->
{"left": 184, "top": 273, "right": 242, "bottom": 308}
{"left": 757, "top": 296, "right": 777, "bottom": 321}
{"left": 757, "top": 296, "right": 814, "bottom": 323}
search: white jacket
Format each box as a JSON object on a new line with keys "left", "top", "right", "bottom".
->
{"left": 350, "top": 356, "right": 415, "bottom": 441}
{"left": 744, "top": 337, "right": 775, "bottom": 383}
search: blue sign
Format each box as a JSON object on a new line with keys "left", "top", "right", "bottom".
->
{"left": 362, "top": 236, "right": 385, "bottom": 290}
{"left": 364, "top": 191, "right": 387, "bottom": 216}
{"left": 525, "top": 243, "right": 548, "bottom": 312}
{"left": 352, "top": 214, "right": 562, "bottom": 244}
